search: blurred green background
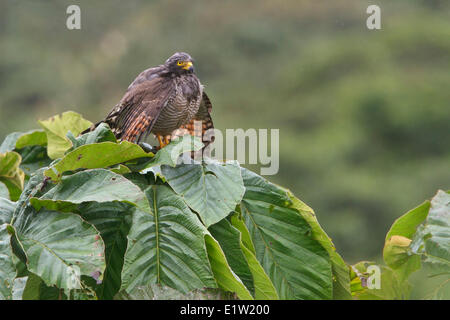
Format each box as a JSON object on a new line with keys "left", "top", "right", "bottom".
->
{"left": 1, "top": 0, "right": 449, "bottom": 298}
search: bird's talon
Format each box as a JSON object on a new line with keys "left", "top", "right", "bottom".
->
{"left": 164, "top": 136, "right": 171, "bottom": 146}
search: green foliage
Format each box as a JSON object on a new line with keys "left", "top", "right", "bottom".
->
{"left": 44, "top": 142, "right": 151, "bottom": 181}
{"left": 204, "top": 234, "right": 253, "bottom": 300}
{"left": 383, "top": 202, "right": 431, "bottom": 282}
{"left": 239, "top": 168, "right": 333, "bottom": 299}
{"left": 0, "top": 152, "right": 25, "bottom": 201}
{"left": 410, "top": 191, "right": 450, "bottom": 276}
{"left": 1, "top": 1, "right": 449, "bottom": 268}
{"left": 13, "top": 208, "right": 105, "bottom": 291}
{"left": 120, "top": 185, "right": 217, "bottom": 295}
{"left": 352, "top": 190, "right": 450, "bottom": 299}
{"left": 0, "top": 224, "right": 16, "bottom": 300}
{"left": 161, "top": 161, "right": 245, "bottom": 227}
{"left": 31, "top": 169, "right": 150, "bottom": 213}
{"left": 15, "top": 131, "right": 47, "bottom": 150}
{"left": 209, "top": 218, "right": 255, "bottom": 295}
{"left": 0, "top": 111, "right": 448, "bottom": 300}
{"left": 38, "top": 111, "right": 92, "bottom": 159}
{"left": 386, "top": 190, "right": 450, "bottom": 280}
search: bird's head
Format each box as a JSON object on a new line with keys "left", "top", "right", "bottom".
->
{"left": 165, "top": 52, "right": 195, "bottom": 75}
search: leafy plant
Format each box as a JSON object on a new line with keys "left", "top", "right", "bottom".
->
{"left": 351, "top": 190, "right": 450, "bottom": 299}
{"left": 0, "top": 111, "right": 448, "bottom": 300}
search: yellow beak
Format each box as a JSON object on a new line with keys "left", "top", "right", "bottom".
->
{"left": 182, "top": 61, "right": 193, "bottom": 70}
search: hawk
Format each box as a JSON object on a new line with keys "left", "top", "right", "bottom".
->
{"left": 84, "top": 52, "right": 214, "bottom": 151}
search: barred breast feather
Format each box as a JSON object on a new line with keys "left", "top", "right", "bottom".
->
{"left": 151, "top": 75, "right": 202, "bottom": 136}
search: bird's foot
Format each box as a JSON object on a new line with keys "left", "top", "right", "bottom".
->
{"left": 156, "top": 134, "right": 167, "bottom": 149}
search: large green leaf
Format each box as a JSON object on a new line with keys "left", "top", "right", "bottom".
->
{"left": 15, "top": 130, "right": 47, "bottom": 150}
{"left": 0, "top": 130, "right": 47, "bottom": 155}
{"left": 240, "top": 242, "right": 279, "bottom": 300}
{"left": 161, "top": 159, "right": 245, "bottom": 227}
{"left": 0, "top": 151, "right": 25, "bottom": 201}
{"left": 0, "top": 222, "right": 28, "bottom": 300}
{"left": 0, "top": 224, "right": 16, "bottom": 300}
{"left": 204, "top": 234, "right": 253, "bottom": 300}
{"left": 209, "top": 219, "right": 255, "bottom": 295}
{"left": 383, "top": 235, "right": 421, "bottom": 283}
{"left": 382, "top": 201, "right": 429, "bottom": 282}
{"left": 121, "top": 185, "right": 217, "bottom": 294}
{"left": 230, "top": 214, "right": 279, "bottom": 300}
{"left": 411, "top": 190, "right": 450, "bottom": 276}
{"left": 386, "top": 201, "right": 431, "bottom": 241}
{"left": 0, "top": 197, "right": 16, "bottom": 225}
{"left": 240, "top": 168, "right": 333, "bottom": 299}
{"left": 12, "top": 206, "right": 106, "bottom": 290}
{"left": 30, "top": 169, "right": 150, "bottom": 213}
{"left": 287, "top": 192, "right": 351, "bottom": 299}
{"left": 38, "top": 111, "right": 92, "bottom": 159}
{"left": 78, "top": 202, "right": 133, "bottom": 300}
{"left": 29, "top": 169, "right": 148, "bottom": 296}
{"left": 44, "top": 141, "right": 152, "bottom": 181}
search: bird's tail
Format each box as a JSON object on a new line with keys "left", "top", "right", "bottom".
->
{"left": 80, "top": 121, "right": 104, "bottom": 135}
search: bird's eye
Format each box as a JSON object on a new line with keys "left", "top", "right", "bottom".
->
{"left": 177, "top": 61, "right": 183, "bottom": 66}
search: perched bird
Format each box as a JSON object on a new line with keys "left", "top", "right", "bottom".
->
{"left": 84, "top": 52, "right": 214, "bottom": 150}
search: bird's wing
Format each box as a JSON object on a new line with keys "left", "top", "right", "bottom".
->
{"left": 195, "top": 91, "right": 215, "bottom": 146}
{"left": 172, "top": 91, "right": 215, "bottom": 148}
{"left": 105, "top": 76, "right": 175, "bottom": 143}
{"left": 126, "top": 65, "right": 164, "bottom": 91}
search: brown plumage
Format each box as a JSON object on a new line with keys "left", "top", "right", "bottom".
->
{"left": 85, "top": 52, "right": 214, "bottom": 150}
